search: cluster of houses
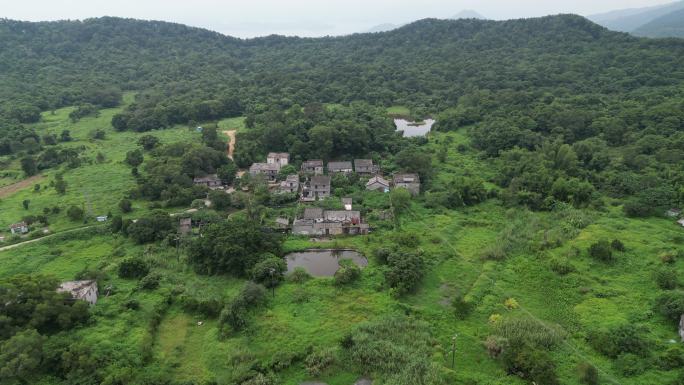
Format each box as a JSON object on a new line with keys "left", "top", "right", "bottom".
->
{"left": 247, "top": 153, "right": 421, "bottom": 201}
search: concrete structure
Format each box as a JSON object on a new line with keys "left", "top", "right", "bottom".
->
{"left": 57, "top": 280, "right": 98, "bottom": 305}
{"left": 96, "top": 216, "right": 108, "bottom": 222}
{"left": 193, "top": 175, "right": 222, "bottom": 189}
{"left": 667, "top": 208, "right": 682, "bottom": 218}
{"left": 678, "top": 218, "right": 684, "bottom": 228}
{"left": 179, "top": 218, "right": 192, "bottom": 235}
{"left": 300, "top": 175, "right": 331, "bottom": 202}
{"left": 366, "top": 176, "right": 390, "bottom": 192}
{"left": 354, "top": 159, "right": 375, "bottom": 174}
{"left": 328, "top": 161, "right": 353, "bottom": 174}
{"left": 280, "top": 174, "right": 300, "bottom": 194}
{"left": 275, "top": 217, "right": 289, "bottom": 229}
{"left": 292, "top": 202, "right": 369, "bottom": 236}
{"left": 301, "top": 159, "right": 324, "bottom": 175}
{"left": 267, "top": 152, "right": 289, "bottom": 170}
{"left": 9, "top": 222, "right": 28, "bottom": 235}
{"left": 249, "top": 163, "right": 279, "bottom": 182}
{"left": 393, "top": 173, "right": 421, "bottom": 195}
{"left": 342, "top": 198, "right": 353, "bottom": 211}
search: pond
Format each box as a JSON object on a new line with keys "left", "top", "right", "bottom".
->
{"left": 394, "top": 118, "right": 436, "bottom": 137}
{"left": 285, "top": 249, "right": 368, "bottom": 277}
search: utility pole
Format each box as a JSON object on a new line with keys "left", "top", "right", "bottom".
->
{"left": 451, "top": 334, "right": 458, "bottom": 370}
{"left": 269, "top": 268, "right": 276, "bottom": 298}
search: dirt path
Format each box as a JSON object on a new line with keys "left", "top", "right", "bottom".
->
{"left": 0, "top": 175, "right": 44, "bottom": 198}
{"left": 0, "top": 224, "right": 100, "bottom": 252}
{"left": 223, "top": 130, "right": 236, "bottom": 160}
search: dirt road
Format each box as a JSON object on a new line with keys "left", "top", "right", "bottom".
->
{"left": 223, "top": 130, "right": 236, "bottom": 160}
{"left": 0, "top": 175, "right": 44, "bottom": 199}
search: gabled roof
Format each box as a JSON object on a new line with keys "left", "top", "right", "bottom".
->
{"left": 302, "top": 159, "right": 324, "bottom": 167}
{"left": 9, "top": 222, "right": 27, "bottom": 229}
{"left": 285, "top": 174, "right": 299, "bottom": 182}
{"left": 393, "top": 173, "right": 420, "bottom": 184}
{"left": 310, "top": 175, "right": 331, "bottom": 185}
{"left": 354, "top": 159, "right": 373, "bottom": 167}
{"left": 193, "top": 174, "right": 220, "bottom": 183}
{"left": 250, "top": 163, "right": 279, "bottom": 172}
{"left": 267, "top": 152, "right": 290, "bottom": 160}
{"left": 328, "top": 161, "right": 353, "bottom": 170}
{"left": 366, "top": 176, "right": 390, "bottom": 187}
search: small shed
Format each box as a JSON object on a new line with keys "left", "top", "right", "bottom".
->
{"left": 275, "top": 217, "right": 290, "bottom": 229}
{"left": 96, "top": 216, "right": 108, "bottom": 222}
{"left": 667, "top": 208, "right": 682, "bottom": 218}
{"left": 179, "top": 218, "right": 192, "bottom": 235}
{"left": 57, "top": 280, "right": 99, "bottom": 305}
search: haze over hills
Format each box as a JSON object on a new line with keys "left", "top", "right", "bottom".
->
{"left": 366, "top": 9, "right": 487, "bottom": 33}
{"left": 588, "top": 0, "right": 684, "bottom": 36}
{"left": 633, "top": 7, "right": 684, "bottom": 37}
{"left": 451, "top": 9, "right": 487, "bottom": 19}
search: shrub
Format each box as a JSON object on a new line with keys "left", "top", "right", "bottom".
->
{"left": 305, "top": 348, "right": 336, "bottom": 377}
{"left": 588, "top": 240, "right": 613, "bottom": 262}
{"left": 549, "top": 257, "right": 575, "bottom": 275}
{"left": 611, "top": 239, "right": 625, "bottom": 252}
{"left": 613, "top": 353, "right": 646, "bottom": 376}
{"left": 659, "top": 344, "right": 684, "bottom": 370}
{"left": 577, "top": 362, "right": 599, "bottom": 385}
{"left": 654, "top": 291, "right": 684, "bottom": 322}
{"left": 334, "top": 259, "right": 361, "bottom": 286}
{"left": 500, "top": 343, "right": 559, "bottom": 385}
{"left": 655, "top": 268, "right": 678, "bottom": 290}
{"left": 661, "top": 251, "right": 677, "bottom": 264}
{"left": 119, "top": 199, "right": 132, "bottom": 213}
{"left": 452, "top": 294, "right": 473, "bottom": 320}
{"left": 588, "top": 324, "right": 649, "bottom": 358}
{"left": 139, "top": 272, "right": 162, "bottom": 290}
{"left": 504, "top": 298, "right": 519, "bottom": 310}
{"left": 118, "top": 257, "right": 149, "bottom": 279}
{"left": 495, "top": 316, "right": 565, "bottom": 349}
{"left": 124, "top": 299, "right": 140, "bottom": 310}
{"left": 67, "top": 205, "right": 84, "bottom": 221}
{"left": 287, "top": 267, "right": 311, "bottom": 283}
{"left": 219, "top": 300, "right": 248, "bottom": 334}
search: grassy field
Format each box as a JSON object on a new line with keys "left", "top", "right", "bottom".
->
{"left": 1, "top": 109, "right": 683, "bottom": 384}
{"left": 0, "top": 95, "right": 203, "bottom": 234}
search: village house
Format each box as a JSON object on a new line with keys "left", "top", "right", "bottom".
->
{"left": 366, "top": 175, "right": 390, "bottom": 192}
{"left": 280, "top": 174, "right": 300, "bottom": 194}
{"left": 328, "top": 161, "right": 353, "bottom": 174}
{"left": 393, "top": 173, "right": 421, "bottom": 195}
{"left": 300, "top": 175, "right": 331, "bottom": 201}
{"left": 249, "top": 163, "right": 280, "bottom": 182}
{"left": 292, "top": 206, "right": 369, "bottom": 236}
{"left": 193, "top": 174, "right": 222, "bottom": 189}
{"left": 354, "top": 159, "right": 375, "bottom": 174}
{"left": 179, "top": 218, "right": 192, "bottom": 235}
{"left": 57, "top": 280, "right": 99, "bottom": 305}
{"left": 301, "top": 159, "right": 324, "bottom": 175}
{"left": 267, "top": 152, "right": 290, "bottom": 170}
{"left": 9, "top": 221, "right": 29, "bottom": 235}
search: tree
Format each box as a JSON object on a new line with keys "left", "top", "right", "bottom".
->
{"left": 117, "top": 257, "right": 149, "bottom": 279}
{"left": 66, "top": 206, "right": 84, "bottom": 221}
{"left": 138, "top": 135, "right": 160, "bottom": 150}
{"left": 22, "top": 200, "right": 30, "bottom": 210}
{"left": 119, "top": 199, "right": 132, "bottom": 213}
{"left": 125, "top": 149, "right": 143, "bottom": 168}
{"left": 0, "top": 329, "right": 45, "bottom": 384}
{"left": 385, "top": 251, "right": 425, "bottom": 296}
{"left": 188, "top": 217, "right": 282, "bottom": 276}
{"left": 60, "top": 130, "right": 72, "bottom": 142}
{"left": 395, "top": 147, "right": 434, "bottom": 185}
{"left": 125, "top": 210, "right": 174, "bottom": 244}
{"left": 217, "top": 162, "right": 238, "bottom": 185}
{"left": 251, "top": 255, "right": 287, "bottom": 288}
{"left": 208, "top": 190, "right": 231, "bottom": 210}
{"left": 390, "top": 188, "right": 411, "bottom": 221}
{"left": 20, "top": 157, "right": 37, "bottom": 177}
{"left": 54, "top": 175, "right": 67, "bottom": 195}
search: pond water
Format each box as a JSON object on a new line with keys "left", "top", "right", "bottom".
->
{"left": 394, "top": 118, "right": 436, "bottom": 137}
{"left": 285, "top": 250, "right": 368, "bottom": 277}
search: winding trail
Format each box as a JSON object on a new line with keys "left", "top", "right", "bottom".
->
{"left": 0, "top": 175, "right": 44, "bottom": 198}
{"left": 223, "top": 130, "right": 236, "bottom": 160}
{"left": 0, "top": 225, "right": 101, "bottom": 252}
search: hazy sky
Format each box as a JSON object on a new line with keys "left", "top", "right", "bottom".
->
{"left": 0, "top": 0, "right": 675, "bottom": 37}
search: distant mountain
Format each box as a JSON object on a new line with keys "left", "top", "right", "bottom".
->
{"left": 588, "top": 1, "right": 684, "bottom": 34}
{"left": 633, "top": 7, "right": 684, "bottom": 37}
{"left": 451, "top": 10, "right": 486, "bottom": 20}
{"left": 366, "top": 23, "right": 401, "bottom": 33}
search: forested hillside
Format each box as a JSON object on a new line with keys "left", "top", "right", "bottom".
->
{"left": 634, "top": 8, "right": 684, "bottom": 38}
{"left": 1, "top": 13, "right": 684, "bottom": 385}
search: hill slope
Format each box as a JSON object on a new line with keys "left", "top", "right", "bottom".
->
{"left": 588, "top": 0, "right": 684, "bottom": 34}
{"left": 634, "top": 7, "right": 684, "bottom": 37}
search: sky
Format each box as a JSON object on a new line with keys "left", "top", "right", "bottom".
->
{"left": 0, "top": 0, "right": 676, "bottom": 37}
